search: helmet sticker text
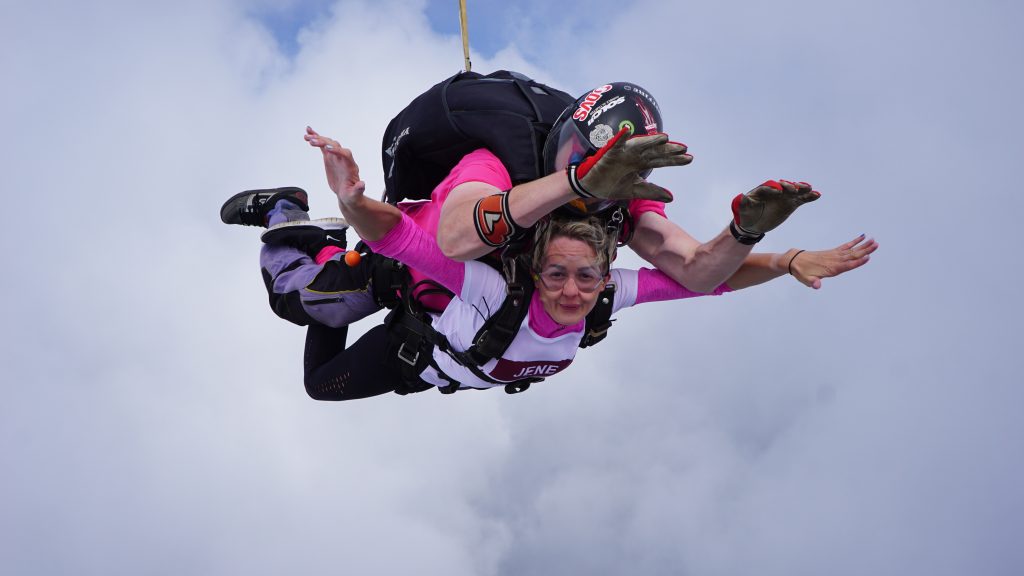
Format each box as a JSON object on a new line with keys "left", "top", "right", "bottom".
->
{"left": 623, "top": 84, "right": 659, "bottom": 110}
{"left": 587, "top": 95, "right": 626, "bottom": 126}
{"left": 573, "top": 84, "right": 614, "bottom": 122}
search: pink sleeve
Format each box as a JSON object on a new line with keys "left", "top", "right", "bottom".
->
{"left": 447, "top": 149, "right": 513, "bottom": 190}
{"left": 635, "top": 268, "right": 731, "bottom": 304}
{"left": 429, "top": 149, "right": 513, "bottom": 208}
{"left": 365, "top": 213, "right": 467, "bottom": 296}
{"left": 627, "top": 198, "right": 667, "bottom": 220}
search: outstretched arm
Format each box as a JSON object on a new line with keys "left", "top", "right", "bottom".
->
{"left": 628, "top": 212, "right": 753, "bottom": 294}
{"left": 438, "top": 131, "right": 690, "bottom": 260}
{"left": 725, "top": 234, "right": 878, "bottom": 290}
{"left": 628, "top": 179, "right": 822, "bottom": 293}
{"left": 306, "top": 127, "right": 471, "bottom": 294}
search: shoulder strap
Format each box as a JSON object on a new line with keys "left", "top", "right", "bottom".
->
{"left": 580, "top": 283, "right": 616, "bottom": 349}
{"left": 464, "top": 258, "right": 534, "bottom": 364}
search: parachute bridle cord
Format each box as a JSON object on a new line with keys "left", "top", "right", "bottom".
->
{"left": 459, "top": 0, "right": 472, "bottom": 72}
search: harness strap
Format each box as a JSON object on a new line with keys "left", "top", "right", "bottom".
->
{"left": 365, "top": 248, "right": 407, "bottom": 309}
{"left": 580, "top": 283, "right": 617, "bottom": 349}
{"left": 384, "top": 290, "right": 542, "bottom": 395}
{"left": 467, "top": 280, "right": 529, "bottom": 364}
{"left": 383, "top": 303, "right": 441, "bottom": 394}
{"left": 444, "top": 344, "right": 544, "bottom": 390}
{"left": 429, "top": 357, "right": 463, "bottom": 394}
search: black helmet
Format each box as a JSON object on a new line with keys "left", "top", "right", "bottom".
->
{"left": 542, "top": 82, "right": 664, "bottom": 215}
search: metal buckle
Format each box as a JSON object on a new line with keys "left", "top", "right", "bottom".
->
{"left": 505, "top": 283, "right": 525, "bottom": 305}
{"left": 397, "top": 343, "right": 420, "bottom": 366}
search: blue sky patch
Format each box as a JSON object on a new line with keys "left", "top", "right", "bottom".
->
{"left": 253, "top": 0, "right": 335, "bottom": 57}
{"left": 253, "top": 0, "right": 532, "bottom": 59}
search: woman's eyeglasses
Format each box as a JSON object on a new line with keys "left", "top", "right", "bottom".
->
{"left": 533, "top": 266, "right": 606, "bottom": 293}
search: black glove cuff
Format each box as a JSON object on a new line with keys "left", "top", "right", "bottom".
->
{"left": 566, "top": 164, "right": 595, "bottom": 199}
{"left": 730, "top": 221, "right": 764, "bottom": 245}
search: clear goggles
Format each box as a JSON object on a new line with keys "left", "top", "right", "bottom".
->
{"left": 533, "top": 265, "right": 606, "bottom": 293}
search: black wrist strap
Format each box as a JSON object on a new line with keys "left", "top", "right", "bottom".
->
{"left": 729, "top": 220, "right": 764, "bottom": 245}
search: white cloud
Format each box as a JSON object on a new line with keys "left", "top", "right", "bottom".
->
{"left": 1, "top": 0, "right": 1022, "bottom": 574}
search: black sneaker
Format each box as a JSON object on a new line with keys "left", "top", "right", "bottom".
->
{"left": 220, "top": 187, "right": 310, "bottom": 227}
{"left": 261, "top": 218, "right": 350, "bottom": 254}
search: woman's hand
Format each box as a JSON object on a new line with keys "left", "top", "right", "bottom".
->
{"left": 305, "top": 126, "right": 366, "bottom": 207}
{"left": 789, "top": 234, "right": 878, "bottom": 289}
{"left": 304, "top": 126, "right": 403, "bottom": 242}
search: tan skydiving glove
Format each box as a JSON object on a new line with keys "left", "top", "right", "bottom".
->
{"left": 729, "top": 179, "right": 821, "bottom": 244}
{"left": 566, "top": 127, "right": 690, "bottom": 202}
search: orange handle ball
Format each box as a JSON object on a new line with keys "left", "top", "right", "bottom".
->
{"left": 344, "top": 250, "right": 362, "bottom": 267}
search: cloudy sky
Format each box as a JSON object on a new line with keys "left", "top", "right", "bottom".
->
{"left": 2, "top": 0, "right": 1022, "bottom": 574}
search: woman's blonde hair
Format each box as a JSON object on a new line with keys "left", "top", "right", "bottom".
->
{"left": 525, "top": 215, "right": 617, "bottom": 273}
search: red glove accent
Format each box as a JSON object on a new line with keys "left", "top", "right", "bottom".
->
{"left": 731, "top": 193, "right": 743, "bottom": 223}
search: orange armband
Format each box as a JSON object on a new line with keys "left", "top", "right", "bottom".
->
{"left": 473, "top": 190, "right": 519, "bottom": 247}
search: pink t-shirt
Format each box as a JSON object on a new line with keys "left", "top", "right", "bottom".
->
{"left": 397, "top": 148, "right": 668, "bottom": 311}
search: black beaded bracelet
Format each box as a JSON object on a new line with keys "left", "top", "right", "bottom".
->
{"left": 788, "top": 250, "right": 806, "bottom": 275}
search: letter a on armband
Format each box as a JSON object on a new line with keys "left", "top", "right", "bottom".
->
{"left": 473, "top": 191, "right": 519, "bottom": 247}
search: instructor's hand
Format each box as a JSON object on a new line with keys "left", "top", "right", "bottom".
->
{"left": 732, "top": 179, "right": 821, "bottom": 236}
{"left": 568, "top": 127, "right": 691, "bottom": 202}
{"left": 305, "top": 126, "right": 366, "bottom": 206}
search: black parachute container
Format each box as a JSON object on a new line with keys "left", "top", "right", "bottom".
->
{"left": 381, "top": 70, "right": 574, "bottom": 204}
